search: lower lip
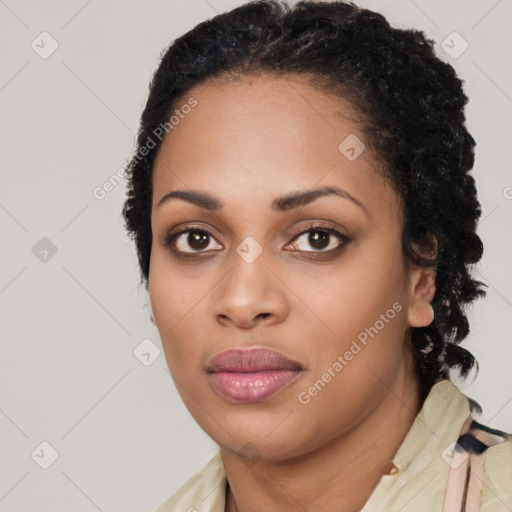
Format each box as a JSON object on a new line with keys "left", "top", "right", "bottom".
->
{"left": 208, "top": 369, "right": 301, "bottom": 403}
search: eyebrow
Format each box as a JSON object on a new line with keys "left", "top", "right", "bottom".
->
{"left": 156, "top": 185, "right": 367, "bottom": 214}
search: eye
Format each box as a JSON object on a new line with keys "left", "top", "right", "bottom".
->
{"left": 163, "top": 222, "right": 350, "bottom": 257}
{"left": 285, "top": 224, "right": 350, "bottom": 254}
{"left": 164, "top": 227, "right": 223, "bottom": 255}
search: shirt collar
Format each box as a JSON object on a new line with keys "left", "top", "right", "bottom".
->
{"left": 390, "top": 378, "right": 472, "bottom": 476}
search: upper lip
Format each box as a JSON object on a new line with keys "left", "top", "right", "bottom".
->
{"left": 206, "top": 347, "right": 304, "bottom": 373}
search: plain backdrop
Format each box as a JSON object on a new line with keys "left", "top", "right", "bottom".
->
{"left": 1, "top": 0, "right": 511, "bottom": 510}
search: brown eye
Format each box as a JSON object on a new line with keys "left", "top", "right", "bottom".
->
{"left": 288, "top": 227, "right": 350, "bottom": 253}
{"left": 308, "top": 230, "right": 330, "bottom": 250}
{"left": 165, "top": 228, "right": 222, "bottom": 254}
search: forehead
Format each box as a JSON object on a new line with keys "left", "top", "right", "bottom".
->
{"left": 154, "top": 74, "right": 363, "bottom": 164}
{"left": 151, "top": 74, "right": 396, "bottom": 214}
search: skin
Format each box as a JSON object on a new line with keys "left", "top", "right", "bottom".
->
{"left": 149, "top": 74, "right": 437, "bottom": 512}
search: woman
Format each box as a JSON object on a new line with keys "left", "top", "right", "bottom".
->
{"left": 122, "top": 1, "right": 512, "bottom": 510}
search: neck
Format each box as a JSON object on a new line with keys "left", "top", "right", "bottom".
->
{"left": 222, "top": 354, "right": 424, "bottom": 512}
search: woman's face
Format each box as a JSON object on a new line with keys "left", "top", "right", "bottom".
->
{"left": 149, "top": 75, "right": 435, "bottom": 460}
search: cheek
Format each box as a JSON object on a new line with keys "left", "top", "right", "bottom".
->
{"left": 297, "top": 244, "right": 406, "bottom": 343}
{"left": 149, "top": 245, "right": 205, "bottom": 324}
{"left": 295, "top": 242, "right": 409, "bottom": 400}
{"left": 148, "top": 250, "right": 205, "bottom": 369}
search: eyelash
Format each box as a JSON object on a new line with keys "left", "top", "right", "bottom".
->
{"left": 163, "top": 222, "right": 351, "bottom": 258}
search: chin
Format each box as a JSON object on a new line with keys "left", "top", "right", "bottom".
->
{"left": 209, "top": 416, "right": 317, "bottom": 461}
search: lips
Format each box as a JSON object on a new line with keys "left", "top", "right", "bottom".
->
{"left": 206, "top": 348, "right": 303, "bottom": 403}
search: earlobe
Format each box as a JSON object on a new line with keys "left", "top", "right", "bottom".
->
{"left": 407, "top": 268, "right": 436, "bottom": 328}
{"left": 144, "top": 301, "right": 156, "bottom": 325}
{"left": 408, "top": 301, "right": 435, "bottom": 328}
{"left": 406, "top": 234, "right": 438, "bottom": 328}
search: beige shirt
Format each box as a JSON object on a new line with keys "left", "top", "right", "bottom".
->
{"left": 155, "top": 379, "right": 512, "bottom": 511}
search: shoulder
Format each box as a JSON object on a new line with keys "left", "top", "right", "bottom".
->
{"left": 154, "top": 451, "right": 226, "bottom": 512}
{"left": 471, "top": 420, "right": 512, "bottom": 511}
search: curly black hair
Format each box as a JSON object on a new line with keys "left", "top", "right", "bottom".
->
{"left": 122, "top": 0, "right": 488, "bottom": 399}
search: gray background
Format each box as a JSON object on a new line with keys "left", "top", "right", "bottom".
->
{"left": 1, "top": 0, "right": 511, "bottom": 510}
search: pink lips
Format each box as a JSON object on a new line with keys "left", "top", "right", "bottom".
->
{"left": 206, "top": 348, "right": 303, "bottom": 403}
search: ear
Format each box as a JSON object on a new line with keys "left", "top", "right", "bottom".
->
{"left": 144, "top": 300, "right": 156, "bottom": 325}
{"left": 406, "top": 235, "right": 437, "bottom": 328}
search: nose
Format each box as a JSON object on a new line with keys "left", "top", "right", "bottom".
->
{"left": 211, "top": 255, "right": 290, "bottom": 330}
